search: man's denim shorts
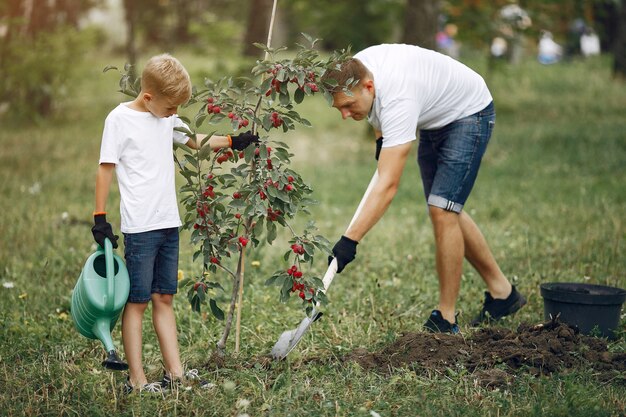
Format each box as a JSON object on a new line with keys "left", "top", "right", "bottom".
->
{"left": 417, "top": 102, "right": 496, "bottom": 213}
{"left": 123, "top": 227, "right": 179, "bottom": 303}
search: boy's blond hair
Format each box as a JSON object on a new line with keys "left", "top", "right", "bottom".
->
{"left": 141, "top": 54, "right": 192, "bottom": 103}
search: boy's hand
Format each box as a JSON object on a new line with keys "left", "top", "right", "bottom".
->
{"left": 328, "top": 235, "right": 358, "bottom": 273}
{"left": 230, "top": 131, "right": 259, "bottom": 150}
{"left": 91, "top": 213, "right": 119, "bottom": 249}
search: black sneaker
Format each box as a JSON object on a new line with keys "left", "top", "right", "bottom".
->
{"left": 423, "top": 310, "right": 460, "bottom": 334}
{"left": 471, "top": 285, "right": 526, "bottom": 326}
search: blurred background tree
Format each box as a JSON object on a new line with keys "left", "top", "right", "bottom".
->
{"left": 2, "top": 0, "right": 625, "bottom": 121}
{"left": 0, "top": 0, "right": 101, "bottom": 118}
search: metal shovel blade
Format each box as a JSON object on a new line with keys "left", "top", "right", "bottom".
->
{"left": 270, "top": 309, "right": 323, "bottom": 360}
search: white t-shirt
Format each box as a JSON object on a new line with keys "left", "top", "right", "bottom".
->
{"left": 354, "top": 44, "right": 493, "bottom": 148}
{"left": 99, "top": 103, "right": 190, "bottom": 233}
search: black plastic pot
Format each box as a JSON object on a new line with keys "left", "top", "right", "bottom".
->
{"left": 540, "top": 282, "right": 626, "bottom": 339}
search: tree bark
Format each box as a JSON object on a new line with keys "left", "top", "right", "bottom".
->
{"left": 122, "top": 0, "right": 138, "bottom": 76}
{"left": 401, "top": 0, "right": 439, "bottom": 50}
{"left": 614, "top": 0, "right": 626, "bottom": 79}
{"left": 243, "top": 0, "right": 273, "bottom": 57}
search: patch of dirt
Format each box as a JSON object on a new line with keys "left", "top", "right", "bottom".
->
{"left": 344, "top": 320, "right": 626, "bottom": 385}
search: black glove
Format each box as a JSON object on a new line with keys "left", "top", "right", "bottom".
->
{"left": 91, "top": 213, "right": 119, "bottom": 249}
{"left": 329, "top": 235, "right": 358, "bottom": 273}
{"left": 231, "top": 131, "right": 260, "bottom": 151}
{"left": 375, "top": 137, "right": 383, "bottom": 160}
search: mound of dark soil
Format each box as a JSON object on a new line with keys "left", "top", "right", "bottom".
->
{"left": 344, "top": 320, "right": 625, "bottom": 386}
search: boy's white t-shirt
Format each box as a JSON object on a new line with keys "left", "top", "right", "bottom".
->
{"left": 354, "top": 44, "right": 493, "bottom": 148}
{"left": 99, "top": 103, "right": 190, "bottom": 233}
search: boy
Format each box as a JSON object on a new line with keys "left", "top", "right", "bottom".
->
{"left": 92, "top": 54, "right": 257, "bottom": 393}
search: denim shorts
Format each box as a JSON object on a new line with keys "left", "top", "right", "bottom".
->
{"left": 417, "top": 102, "right": 495, "bottom": 213}
{"left": 123, "top": 227, "right": 179, "bottom": 303}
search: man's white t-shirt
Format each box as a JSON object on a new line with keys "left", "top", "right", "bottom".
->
{"left": 354, "top": 44, "right": 493, "bottom": 148}
{"left": 99, "top": 103, "right": 190, "bottom": 233}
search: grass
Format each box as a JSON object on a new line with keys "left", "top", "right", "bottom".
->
{"left": 0, "top": 50, "right": 625, "bottom": 416}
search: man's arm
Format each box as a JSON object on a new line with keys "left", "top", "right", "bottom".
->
{"left": 344, "top": 141, "right": 412, "bottom": 242}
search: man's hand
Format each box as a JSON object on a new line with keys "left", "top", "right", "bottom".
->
{"left": 91, "top": 213, "right": 119, "bottom": 249}
{"left": 375, "top": 137, "right": 383, "bottom": 160}
{"left": 231, "top": 131, "right": 260, "bottom": 150}
{"left": 329, "top": 235, "right": 358, "bottom": 273}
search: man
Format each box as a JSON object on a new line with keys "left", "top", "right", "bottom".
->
{"left": 323, "top": 44, "right": 525, "bottom": 333}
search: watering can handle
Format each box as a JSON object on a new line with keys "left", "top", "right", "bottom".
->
{"left": 104, "top": 237, "right": 115, "bottom": 311}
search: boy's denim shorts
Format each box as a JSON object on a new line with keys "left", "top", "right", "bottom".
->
{"left": 417, "top": 102, "right": 496, "bottom": 213}
{"left": 123, "top": 227, "right": 179, "bottom": 303}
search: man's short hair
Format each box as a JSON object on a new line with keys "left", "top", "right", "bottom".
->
{"left": 321, "top": 58, "right": 370, "bottom": 94}
{"left": 141, "top": 54, "right": 191, "bottom": 103}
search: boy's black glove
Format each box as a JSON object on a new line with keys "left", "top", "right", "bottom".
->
{"left": 91, "top": 213, "right": 119, "bottom": 249}
{"left": 329, "top": 235, "right": 358, "bottom": 273}
{"left": 231, "top": 131, "right": 260, "bottom": 150}
{"left": 375, "top": 137, "right": 383, "bottom": 160}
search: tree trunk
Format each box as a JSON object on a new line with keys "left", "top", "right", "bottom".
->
{"left": 243, "top": 0, "right": 273, "bottom": 57}
{"left": 123, "top": 0, "right": 138, "bottom": 76}
{"left": 614, "top": 0, "right": 626, "bottom": 79}
{"left": 401, "top": 0, "right": 439, "bottom": 50}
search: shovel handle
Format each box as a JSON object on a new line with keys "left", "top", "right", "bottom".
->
{"left": 322, "top": 170, "right": 379, "bottom": 292}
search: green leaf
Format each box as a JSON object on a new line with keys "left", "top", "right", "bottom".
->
{"left": 198, "top": 143, "right": 212, "bottom": 160}
{"left": 294, "top": 88, "right": 305, "bottom": 104}
{"left": 103, "top": 65, "right": 118, "bottom": 73}
{"left": 210, "top": 299, "right": 225, "bottom": 320}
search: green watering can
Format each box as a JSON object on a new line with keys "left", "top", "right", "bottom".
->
{"left": 71, "top": 238, "right": 130, "bottom": 370}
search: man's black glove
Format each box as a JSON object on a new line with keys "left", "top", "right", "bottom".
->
{"left": 231, "top": 131, "right": 260, "bottom": 151}
{"left": 91, "top": 213, "right": 119, "bottom": 249}
{"left": 375, "top": 137, "right": 383, "bottom": 160}
{"left": 329, "top": 235, "right": 358, "bottom": 273}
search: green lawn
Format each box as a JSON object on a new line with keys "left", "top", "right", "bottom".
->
{"left": 0, "top": 51, "right": 625, "bottom": 416}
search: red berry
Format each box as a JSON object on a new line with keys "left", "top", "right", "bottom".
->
{"left": 217, "top": 154, "right": 228, "bottom": 164}
{"left": 259, "top": 190, "right": 267, "bottom": 200}
{"left": 267, "top": 159, "right": 273, "bottom": 170}
{"left": 242, "top": 119, "right": 249, "bottom": 127}
{"left": 285, "top": 184, "right": 294, "bottom": 192}
{"left": 299, "top": 291, "right": 305, "bottom": 300}
{"left": 193, "top": 223, "right": 200, "bottom": 229}
{"left": 233, "top": 192, "right": 242, "bottom": 199}
{"left": 210, "top": 257, "right": 219, "bottom": 264}
{"left": 193, "top": 282, "right": 206, "bottom": 291}
{"left": 238, "top": 236, "right": 249, "bottom": 247}
{"left": 294, "top": 271, "right": 303, "bottom": 278}
{"left": 309, "top": 288, "right": 315, "bottom": 294}
{"left": 228, "top": 112, "right": 235, "bottom": 119}
{"left": 207, "top": 97, "right": 214, "bottom": 104}
{"left": 287, "top": 176, "right": 294, "bottom": 183}
{"left": 235, "top": 213, "right": 241, "bottom": 219}
{"left": 238, "top": 151, "right": 244, "bottom": 158}
{"left": 212, "top": 106, "right": 221, "bottom": 114}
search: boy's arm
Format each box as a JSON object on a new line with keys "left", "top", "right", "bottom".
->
{"left": 95, "top": 163, "right": 115, "bottom": 212}
{"left": 93, "top": 163, "right": 119, "bottom": 248}
{"left": 184, "top": 132, "right": 259, "bottom": 151}
{"left": 184, "top": 134, "right": 230, "bottom": 150}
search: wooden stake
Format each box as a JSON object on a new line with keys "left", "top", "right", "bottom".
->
{"left": 234, "top": 0, "right": 279, "bottom": 354}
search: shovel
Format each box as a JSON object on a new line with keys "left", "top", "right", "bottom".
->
{"left": 271, "top": 170, "right": 380, "bottom": 359}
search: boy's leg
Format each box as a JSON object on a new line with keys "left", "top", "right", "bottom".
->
{"left": 122, "top": 302, "right": 149, "bottom": 386}
{"left": 150, "top": 227, "right": 183, "bottom": 379}
{"left": 152, "top": 293, "right": 183, "bottom": 378}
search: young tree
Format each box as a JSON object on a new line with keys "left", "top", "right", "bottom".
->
{"left": 172, "top": 37, "right": 351, "bottom": 356}
{"left": 402, "top": 0, "right": 439, "bottom": 50}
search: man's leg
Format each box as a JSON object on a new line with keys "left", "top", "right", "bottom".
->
{"left": 152, "top": 293, "right": 183, "bottom": 379}
{"left": 429, "top": 206, "right": 464, "bottom": 324}
{"left": 459, "top": 211, "right": 512, "bottom": 299}
{"left": 122, "top": 302, "right": 149, "bottom": 386}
